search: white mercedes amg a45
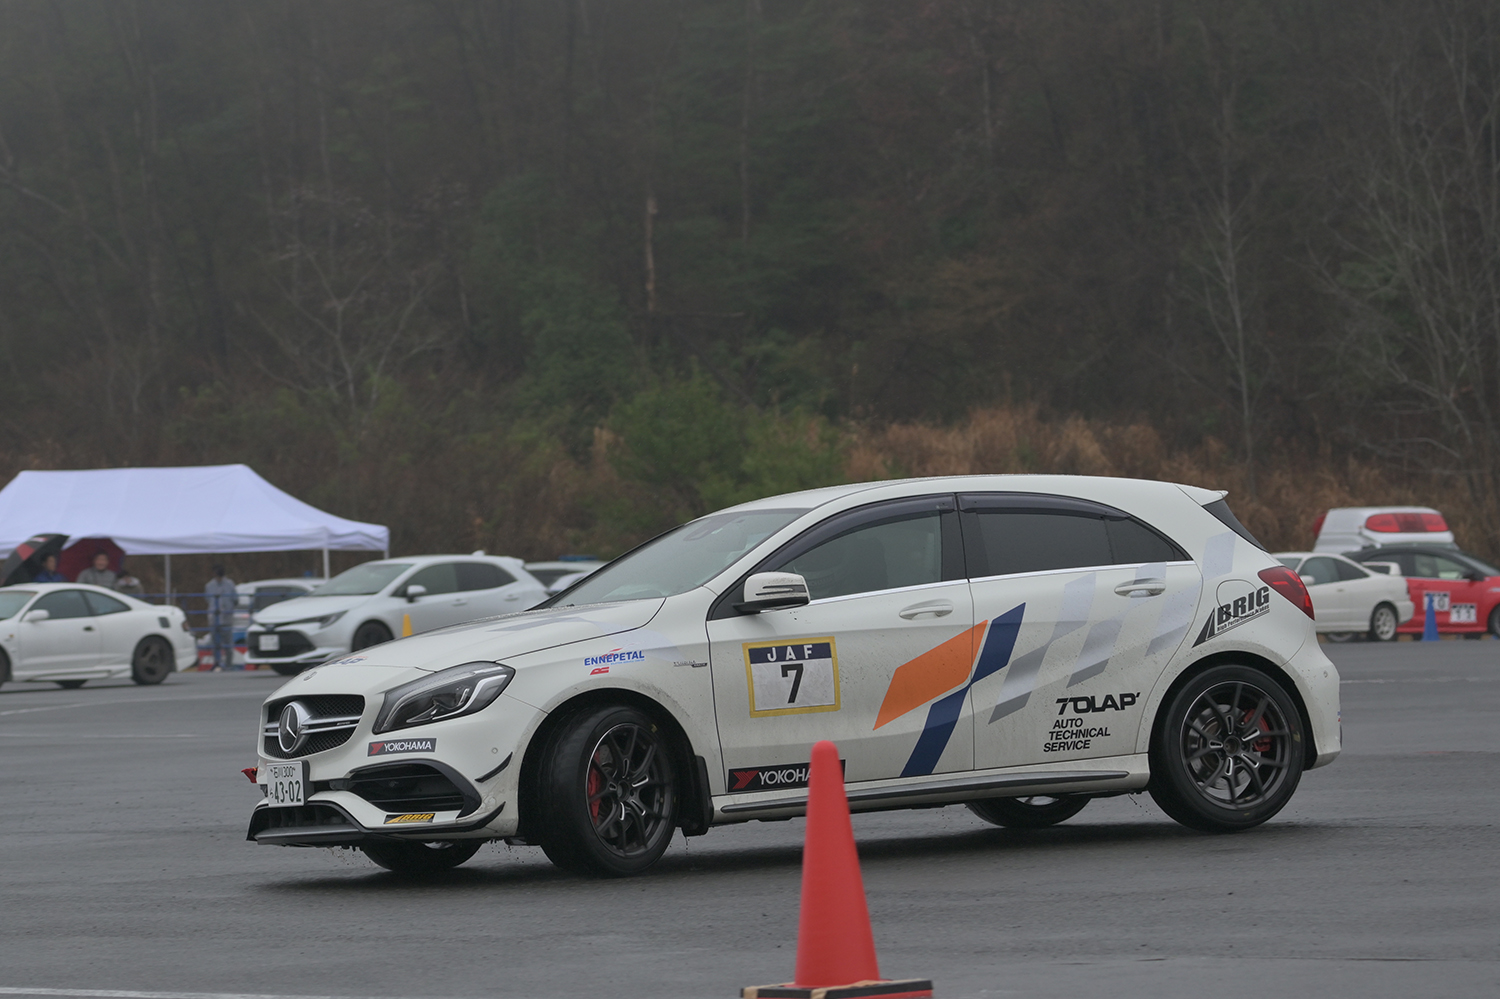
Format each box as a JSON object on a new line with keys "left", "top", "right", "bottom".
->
{"left": 246, "top": 476, "right": 1341, "bottom": 876}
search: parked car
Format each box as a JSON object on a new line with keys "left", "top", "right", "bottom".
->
{"left": 246, "top": 476, "right": 1340, "bottom": 877}
{"left": 1274, "top": 551, "right": 1413, "bottom": 641}
{"left": 0, "top": 583, "right": 196, "bottom": 689}
{"left": 524, "top": 558, "right": 606, "bottom": 591}
{"left": 1312, "top": 506, "right": 1453, "bottom": 553}
{"left": 246, "top": 555, "right": 547, "bottom": 675}
{"left": 233, "top": 577, "right": 321, "bottom": 643}
{"left": 1349, "top": 544, "right": 1500, "bottom": 637}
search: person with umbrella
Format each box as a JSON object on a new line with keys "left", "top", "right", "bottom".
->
{"left": 1, "top": 533, "right": 69, "bottom": 585}
{"left": 33, "top": 554, "right": 65, "bottom": 582}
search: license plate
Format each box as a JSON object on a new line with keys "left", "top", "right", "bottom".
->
{"left": 258, "top": 633, "right": 280, "bottom": 651}
{"left": 1451, "top": 603, "right": 1477, "bottom": 624}
{"left": 263, "top": 761, "right": 306, "bottom": 807}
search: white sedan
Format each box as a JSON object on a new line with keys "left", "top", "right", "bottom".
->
{"left": 1274, "top": 551, "right": 1414, "bottom": 641}
{"left": 0, "top": 583, "right": 196, "bottom": 689}
{"left": 246, "top": 554, "right": 548, "bottom": 675}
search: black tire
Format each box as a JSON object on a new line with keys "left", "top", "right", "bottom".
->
{"left": 131, "top": 636, "right": 174, "bottom": 685}
{"left": 1148, "top": 665, "right": 1305, "bottom": 833}
{"left": 361, "top": 839, "right": 483, "bottom": 874}
{"left": 55, "top": 679, "right": 88, "bottom": 689}
{"left": 967, "top": 795, "right": 1089, "bottom": 828}
{"left": 351, "top": 621, "right": 394, "bottom": 651}
{"left": 1324, "top": 631, "right": 1357, "bottom": 643}
{"left": 1368, "top": 603, "right": 1399, "bottom": 642}
{"left": 270, "top": 663, "right": 304, "bottom": 676}
{"left": 0, "top": 648, "right": 8, "bottom": 689}
{"left": 536, "top": 704, "right": 679, "bottom": 877}
{"left": 1489, "top": 605, "right": 1500, "bottom": 638}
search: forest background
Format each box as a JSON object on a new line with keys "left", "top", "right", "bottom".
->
{"left": 2, "top": 0, "right": 1500, "bottom": 583}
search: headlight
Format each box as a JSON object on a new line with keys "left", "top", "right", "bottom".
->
{"left": 373, "top": 662, "right": 515, "bottom": 734}
{"left": 314, "top": 610, "right": 346, "bottom": 629}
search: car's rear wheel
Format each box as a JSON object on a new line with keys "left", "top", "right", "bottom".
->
{"left": 0, "top": 648, "right": 9, "bottom": 689}
{"left": 536, "top": 704, "right": 679, "bottom": 877}
{"left": 351, "top": 621, "right": 393, "bottom": 651}
{"left": 967, "top": 795, "right": 1089, "bottom": 828}
{"left": 1324, "top": 631, "right": 1356, "bottom": 643}
{"left": 1148, "top": 665, "right": 1305, "bottom": 833}
{"left": 1368, "top": 603, "right": 1399, "bottom": 642}
{"left": 361, "top": 839, "right": 483, "bottom": 874}
{"left": 131, "top": 637, "right": 174, "bottom": 685}
{"left": 1489, "top": 606, "right": 1500, "bottom": 638}
{"left": 55, "top": 679, "right": 87, "bottom": 689}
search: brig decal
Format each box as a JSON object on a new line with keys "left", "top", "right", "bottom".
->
{"left": 743, "top": 639, "right": 840, "bottom": 716}
{"left": 1192, "top": 585, "right": 1271, "bottom": 646}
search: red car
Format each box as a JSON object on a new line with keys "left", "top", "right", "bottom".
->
{"left": 1350, "top": 544, "right": 1500, "bottom": 636}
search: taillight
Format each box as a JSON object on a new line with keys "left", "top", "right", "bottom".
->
{"left": 1311, "top": 512, "right": 1327, "bottom": 540}
{"left": 1259, "top": 565, "right": 1315, "bottom": 619}
{"left": 1422, "top": 513, "right": 1448, "bottom": 531}
{"left": 1367, "top": 512, "right": 1447, "bottom": 533}
{"left": 1365, "top": 513, "right": 1399, "bottom": 532}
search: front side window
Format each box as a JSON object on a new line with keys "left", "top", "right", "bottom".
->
{"left": 1300, "top": 557, "right": 1341, "bottom": 586}
{"left": 405, "top": 563, "right": 460, "bottom": 596}
{"left": 554, "top": 508, "right": 808, "bottom": 606}
{"left": 315, "top": 562, "right": 413, "bottom": 596}
{"left": 33, "top": 590, "right": 92, "bottom": 620}
{"left": 774, "top": 512, "right": 943, "bottom": 601}
{"left": 457, "top": 562, "right": 514, "bottom": 591}
{"left": 1411, "top": 553, "right": 1468, "bottom": 580}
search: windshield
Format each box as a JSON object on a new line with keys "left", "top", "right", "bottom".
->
{"left": 0, "top": 590, "right": 35, "bottom": 620}
{"left": 552, "top": 509, "right": 808, "bottom": 605}
{"left": 310, "top": 562, "right": 412, "bottom": 596}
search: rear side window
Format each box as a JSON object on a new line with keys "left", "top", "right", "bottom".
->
{"left": 1106, "top": 517, "right": 1186, "bottom": 565}
{"left": 33, "top": 590, "right": 92, "bottom": 620}
{"left": 82, "top": 591, "right": 130, "bottom": 616}
{"left": 1204, "top": 499, "right": 1264, "bottom": 549}
{"left": 968, "top": 512, "right": 1112, "bottom": 577}
{"left": 457, "top": 562, "right": 515, "bottom": 591}
{"left": 1334, "top": 559, "right": 1369, "bottom": 582}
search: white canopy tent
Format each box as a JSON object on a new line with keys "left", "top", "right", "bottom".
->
{"left": 0, "top": 464, "right": 389, "bottom": 592}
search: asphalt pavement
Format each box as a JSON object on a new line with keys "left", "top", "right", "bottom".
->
{"left": 1, "top": 639, "right": 1497, "bottom": 999}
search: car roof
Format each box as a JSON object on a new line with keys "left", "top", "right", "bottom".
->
{"left": 239, "top": 577, "right": 319, "bottom": 589}
{"left": 718, "top": 474, "right": 1214, "bottom": 515}
{"left": 1, "top": 581, "right": 149, "bottom": 601}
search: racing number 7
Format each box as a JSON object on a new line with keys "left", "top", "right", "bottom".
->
{"left": 781, "top": 662, "right": 804, "bottom": 703}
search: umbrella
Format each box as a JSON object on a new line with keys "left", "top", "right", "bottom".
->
{"left": 2, "top": 533, "right": 69, "bottom": 586}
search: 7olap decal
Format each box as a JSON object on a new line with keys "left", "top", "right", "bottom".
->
{"left": 1194, "top": 581, "right": 1271, "bottom": 646}
{"left": 742, "top": 638, "right": 840, "bottom": 716}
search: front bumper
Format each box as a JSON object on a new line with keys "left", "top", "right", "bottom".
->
{"left": 245, "top": 628, "right": 345, "bottom": 665}
{"left": 247, "top": 796, "right": 506, "bottom": 847}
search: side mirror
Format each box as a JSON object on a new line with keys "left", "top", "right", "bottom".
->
{"left": 404, "top": 584, "right": 427, "bottom": 603}
{"left": 23, "top": 609, "right": 50, "bottom": 623}
{"left": 735, "top": 572, "right": 810, "bottom": 614}
{"left": 1300, "top": 575, "right": 1317, "bottom": 587}
{"left": 1467, "top": 571, "right": 1487, "bottom": 582}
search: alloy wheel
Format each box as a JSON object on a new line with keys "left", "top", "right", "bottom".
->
{"left": 584, "top": 722, "right": 672, "bottom": 859}
{"left": 1178, "top": 680, "right": 1294, "bottom": 809}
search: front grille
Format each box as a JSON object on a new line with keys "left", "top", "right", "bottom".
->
{"left": 262, "top": 694, "right": 366, "bottom": 759}
{"left": 250, "top": 630, "right": 315, "bottom": 659}
{"left": 348, "top": 762, "right": 476, "bottom": 815}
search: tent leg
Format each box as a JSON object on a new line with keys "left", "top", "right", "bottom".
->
{"left": 322, "top": 548, "right": 330, "bottom": 580}
{"left": 164, "top": 554, "right": 172, "bottom": 601}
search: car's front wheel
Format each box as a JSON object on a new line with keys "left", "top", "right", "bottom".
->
{"left": 55, "top": 679, "right": 87, "bottom": 689}
{"left": 967, "top": 795, "right": 1089, "bottom": 828}
{"left": 536, "top": 704, "right": 679, "bottom": 877}
{"left": 362, "top": 839, "right": 483, "bottom": 874}
{"left": 1369, "top": 603, "right": 1399, "bottom": 642}
{"left": 1488, "top": 605, "right": 1500, "bottom": 638}
{"left": 1148, "top": 665, "right": 1305, "bottom": 833}
{"left": 0, "top": 648, "right": 8, "bottom": 690}
{"left": 131, "top": 637, "right": 174, "bottom": 685}
{"left": 351, "top": 621, "right": 393, "bottom": 651}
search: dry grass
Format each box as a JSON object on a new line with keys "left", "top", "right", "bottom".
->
{"left": 847, "top": 404, "right": 1492, "bottom": 555}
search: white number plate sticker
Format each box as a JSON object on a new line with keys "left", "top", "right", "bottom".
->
{"left": 1426, "top": 591, "right": 1451, "bottom": 611}
{"left": 258, "top": 633, "right": 280, "bottom": 651}
{"left": 264, "top": 761, "right": 306, "bottom": 807}
{"left": 743, "top": 638, "right": 840, "bottom": 717}
{"left": 1451, "top": 603, "right": 1477, "bottom": 624}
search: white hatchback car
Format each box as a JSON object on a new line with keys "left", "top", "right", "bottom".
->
{"left": 245, "top": 555, "right": 547, "bottom": 675}
{"left": 1274, "top": 551, "right": 1414, "bottom": 641}
{"left": 0, "top": 583, "right": 196, "bottom": 689}
{"left": 246, "top": 476, "right": 1342, "bottom": 877}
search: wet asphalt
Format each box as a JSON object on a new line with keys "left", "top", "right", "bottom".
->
{"left": 1, "top": 639, "right": 1496, "bottom": 999}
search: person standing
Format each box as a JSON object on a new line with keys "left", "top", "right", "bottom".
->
{"left": 204, "top": 564, "right": 238, "bottom": 671}
{"left": 77, "top": 551, "right": 117, "bottom": 589}
{"left": 32, "top": 554, "right": 65, "bottom": 583}
{"left": 114, "top": 563, "right": 145, "bottom": 596}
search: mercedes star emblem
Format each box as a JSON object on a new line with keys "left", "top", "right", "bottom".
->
{"left": 278, "top": 700, "right": 313, "bottom": 755}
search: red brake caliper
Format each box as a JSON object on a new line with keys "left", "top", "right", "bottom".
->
{"left": 1245, "top": 710, "right": 1272, "bottom": 753}
{"left": 586, "top": 756, "right": 604, "bottom": 823}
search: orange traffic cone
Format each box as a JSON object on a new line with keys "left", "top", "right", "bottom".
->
{"left": 742, "top": 740, "right": 933, "bottom": 999}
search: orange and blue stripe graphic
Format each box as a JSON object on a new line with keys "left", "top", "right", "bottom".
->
{"left": 873, "top": 604, "right": 1026, "bottom": 777}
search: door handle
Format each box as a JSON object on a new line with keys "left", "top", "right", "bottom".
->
{"left": 83, "top": 625, "right": 95, "bottom": 631}
{"left": 503, "top": 593, "right": 520, "bottom": 601}
{"left": 1114, "top": 580, "right": 1166, "bottom": 597}
{"left": 899, "top": 599, "right": 954, "bottom": 620}
{"left": 452, "top": 598, "right": 468, "bottom": 606}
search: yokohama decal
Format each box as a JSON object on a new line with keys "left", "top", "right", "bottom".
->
{"left": 729, "top": 758, "right": 844, "bottom": 792}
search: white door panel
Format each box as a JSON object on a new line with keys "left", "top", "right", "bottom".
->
{"left": 708, "top": 580, "right": 976, "bottom": 784}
